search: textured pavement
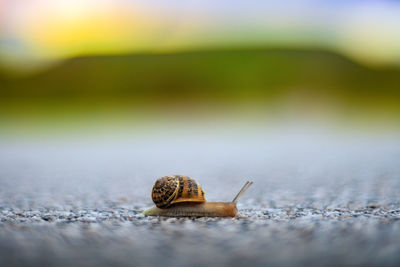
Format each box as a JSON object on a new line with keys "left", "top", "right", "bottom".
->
{"left": 1, "top": 128, "right": 400, "bottom": 267}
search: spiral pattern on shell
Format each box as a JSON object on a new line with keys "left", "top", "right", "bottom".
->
{"left": 151, "top": 175, "right": 205, "bottom": 208}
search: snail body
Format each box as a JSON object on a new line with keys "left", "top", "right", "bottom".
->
{"left": 143, "top": 175, "right": 252, "bottom": 217}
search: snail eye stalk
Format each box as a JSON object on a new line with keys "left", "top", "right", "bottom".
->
{"left": 232, "top": 181, "right": 253, "bottom": 203}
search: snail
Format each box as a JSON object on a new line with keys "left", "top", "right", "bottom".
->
{"left": 143, "top": 175, "right": 253, "bottom": 217}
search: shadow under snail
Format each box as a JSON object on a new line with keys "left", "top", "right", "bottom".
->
{"left": 143, "top": 175, "right": 253, "bottom": 217}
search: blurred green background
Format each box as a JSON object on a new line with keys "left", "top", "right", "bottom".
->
{"left": 1, "top": 0, "right": 400, "bottom": 134}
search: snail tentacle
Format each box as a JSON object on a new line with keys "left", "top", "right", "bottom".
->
{"left": 232, "top": 181, "right": 253, "bottom": 203}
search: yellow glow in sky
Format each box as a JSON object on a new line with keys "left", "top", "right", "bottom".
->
{"left": 24, "top": 0, "right": 158, "bottom": 59}
{"left": 1, "top": 0, "right": 400, "bottom": 71}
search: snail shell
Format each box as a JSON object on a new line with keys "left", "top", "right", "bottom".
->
{"left": 151, "top": 175, "right": 205, "bottom": 208}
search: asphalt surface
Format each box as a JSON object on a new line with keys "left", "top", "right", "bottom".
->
{"left": 1, "top": 128, "right": 400, "bottom": 267}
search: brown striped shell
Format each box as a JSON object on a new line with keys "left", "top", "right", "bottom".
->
{"left": 151, "top": 175, "right": 205, "bottom": 208}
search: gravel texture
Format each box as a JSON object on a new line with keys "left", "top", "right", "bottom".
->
{"left": 1, "top": 129, "right": 400, "bottom": 267}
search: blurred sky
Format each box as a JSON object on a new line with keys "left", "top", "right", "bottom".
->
{"left": 1, "top": 0, "right": 400, "bottom": 72}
